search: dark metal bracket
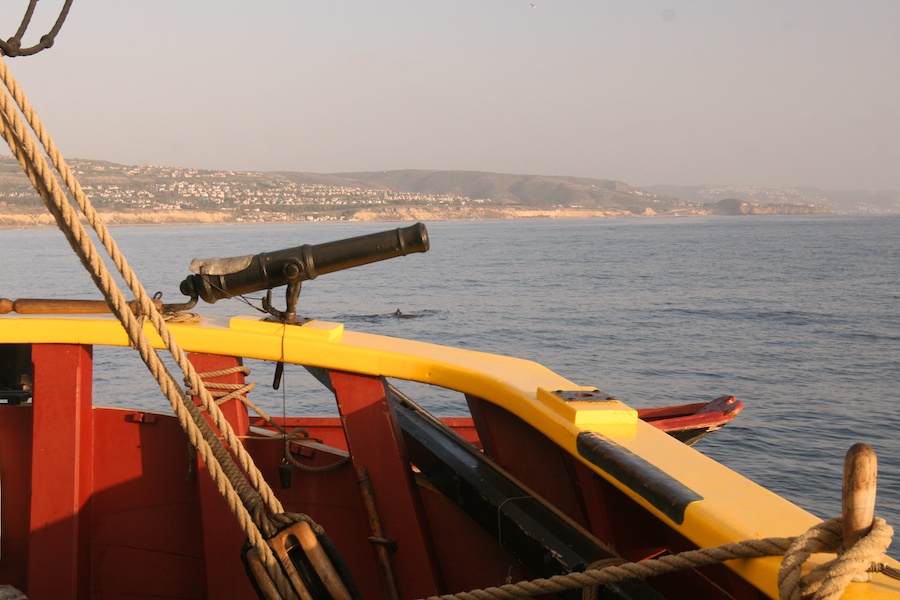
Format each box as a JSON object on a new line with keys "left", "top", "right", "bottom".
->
{"left": 262, "top": 258, "right": 306, "bottom": 323}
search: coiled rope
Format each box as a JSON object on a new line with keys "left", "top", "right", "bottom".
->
{"left": 0, "top": 55, "right": 297, "bottom": 598}
{"left": 422, "top": 517, "right": 897, "bottom": 600}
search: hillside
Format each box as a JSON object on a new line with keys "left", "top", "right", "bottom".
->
{"left": 0, "top": 157, "right": 865, "bottom": 227}
{"left": 280, "top": 170, "right": 654, "bottom": 210}
{"left": 0, "top": 159, "right": 698, "bottom": 223}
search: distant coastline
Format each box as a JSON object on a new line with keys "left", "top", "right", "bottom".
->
{"left": 0, "top": 203, "right": 832, "bottom": 229}
{"left": 4, "top": 157, "right": 893, "bottom": 229}
{"left": 0, "top": 207, "right": 646, "bottom": 228}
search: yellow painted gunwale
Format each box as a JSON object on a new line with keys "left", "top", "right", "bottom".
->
{"left": 2, "top": 313, "right": 897, "bottom": 599}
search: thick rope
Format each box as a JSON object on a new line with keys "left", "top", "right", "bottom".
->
{"left": 163, "top": 310, "right": 201, "bottom": 323}
{"left": 283, "top": 428, "right": 352, "bottom": 473}
{"left": 421, "top": 517, "right": 895, "bottom": 600}
{"left": 0, "top": 56, "right": 296, "bottom": 599}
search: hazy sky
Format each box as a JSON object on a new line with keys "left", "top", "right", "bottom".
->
{"left": 3, "top": 1, "right": 899, "bottom": 190}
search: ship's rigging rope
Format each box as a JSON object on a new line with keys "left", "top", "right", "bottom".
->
{"left": 423, "top": 517, "right": 898, "bottom": 600}
{"left": 0, "top": 0, "right": 74, "bottom": 57}
{"left": 0, "top": 54, "right": 298, "bottom": 599}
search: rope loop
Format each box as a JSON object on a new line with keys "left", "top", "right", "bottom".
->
{"left": 163, "top": 310, "right": 200, "bottom": 323}
{"left": 779, "top": 517, "right": 894, "bottom": 600}
{"left": 581, "top": 558, "right": 628, "bottom": 600}
{"left": 0, "top": 0, "right": 74, "bottom": 57}
{"left": 283, "top": 428, "right": 352, "bottom": 473}
{"left": 191, "top": 366, "right": 256, "bottom": 405}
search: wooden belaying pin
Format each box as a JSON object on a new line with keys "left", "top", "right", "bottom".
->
{"left": 842, "top": 443, "right": 878, "bottom": 581}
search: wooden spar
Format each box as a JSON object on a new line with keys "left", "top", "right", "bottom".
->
{"left": 0, "top": 297, "right": 163, "bottom": 315}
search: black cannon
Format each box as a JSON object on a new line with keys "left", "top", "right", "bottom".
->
{"left": 179, "top": 222, "right": 429, "bottom": 321}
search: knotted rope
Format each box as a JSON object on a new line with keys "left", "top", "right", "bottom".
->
{"left": 192, "top": 367, "right": 351, "bottom": 473}
{"left": 422, "top": 517, "right": 896, "bottom": 600}
{"left": 190, "top": 366, "right": 259, "bottom": 407}
{"left": 778, "top": 517, "right": 896, "bottom": 599}
{"left": 0, "top": 55, "right": 297, "bottom": 598}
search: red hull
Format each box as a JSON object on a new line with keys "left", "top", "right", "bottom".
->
{"left": 637, "top": 395, "right": 743, "bottom": 446}
{"left": 0, "top": 344, "right": 757, "bottom": 599}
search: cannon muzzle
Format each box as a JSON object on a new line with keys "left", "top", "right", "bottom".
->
{"left": 179, "top": 222, "right": 429, "bottom": 304}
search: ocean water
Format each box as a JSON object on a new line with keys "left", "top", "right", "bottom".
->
{"left": 2, "top": 215, "right": 899, "bottom": 553}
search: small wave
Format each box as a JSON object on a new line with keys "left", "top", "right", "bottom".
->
{"left": 838, "top": 330, "right": 900, "bottom": 343}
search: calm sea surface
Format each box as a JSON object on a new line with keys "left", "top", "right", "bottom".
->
{"left": 3, "top": 215, "right": 899, "bottom": 554}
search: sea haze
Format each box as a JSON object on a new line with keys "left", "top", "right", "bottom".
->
{"left": 3, "top": 215, "right": 898, "bottom": 555}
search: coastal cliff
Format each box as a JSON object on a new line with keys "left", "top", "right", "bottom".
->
{"left": 708, "top": 198, "right": 830, "bottom": 216}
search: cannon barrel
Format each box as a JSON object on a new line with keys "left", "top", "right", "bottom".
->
{"left": 179, "top": 222, "right": 429, "bottom": 304}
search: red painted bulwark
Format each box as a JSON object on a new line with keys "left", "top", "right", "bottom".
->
{"left": 330, "top": 370, "right": 443, "bottom": 598}
{"left": 29, "top": 344, "right": 94, "bottom": 599}
{"left": 21, "top": 344, "right": 211, "bottom": 598}
{"left": 90, "top": 407, "right": 207, "bottom": 598}
{"left": 466, "top": 394, "right": 589, "bottom": 527}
